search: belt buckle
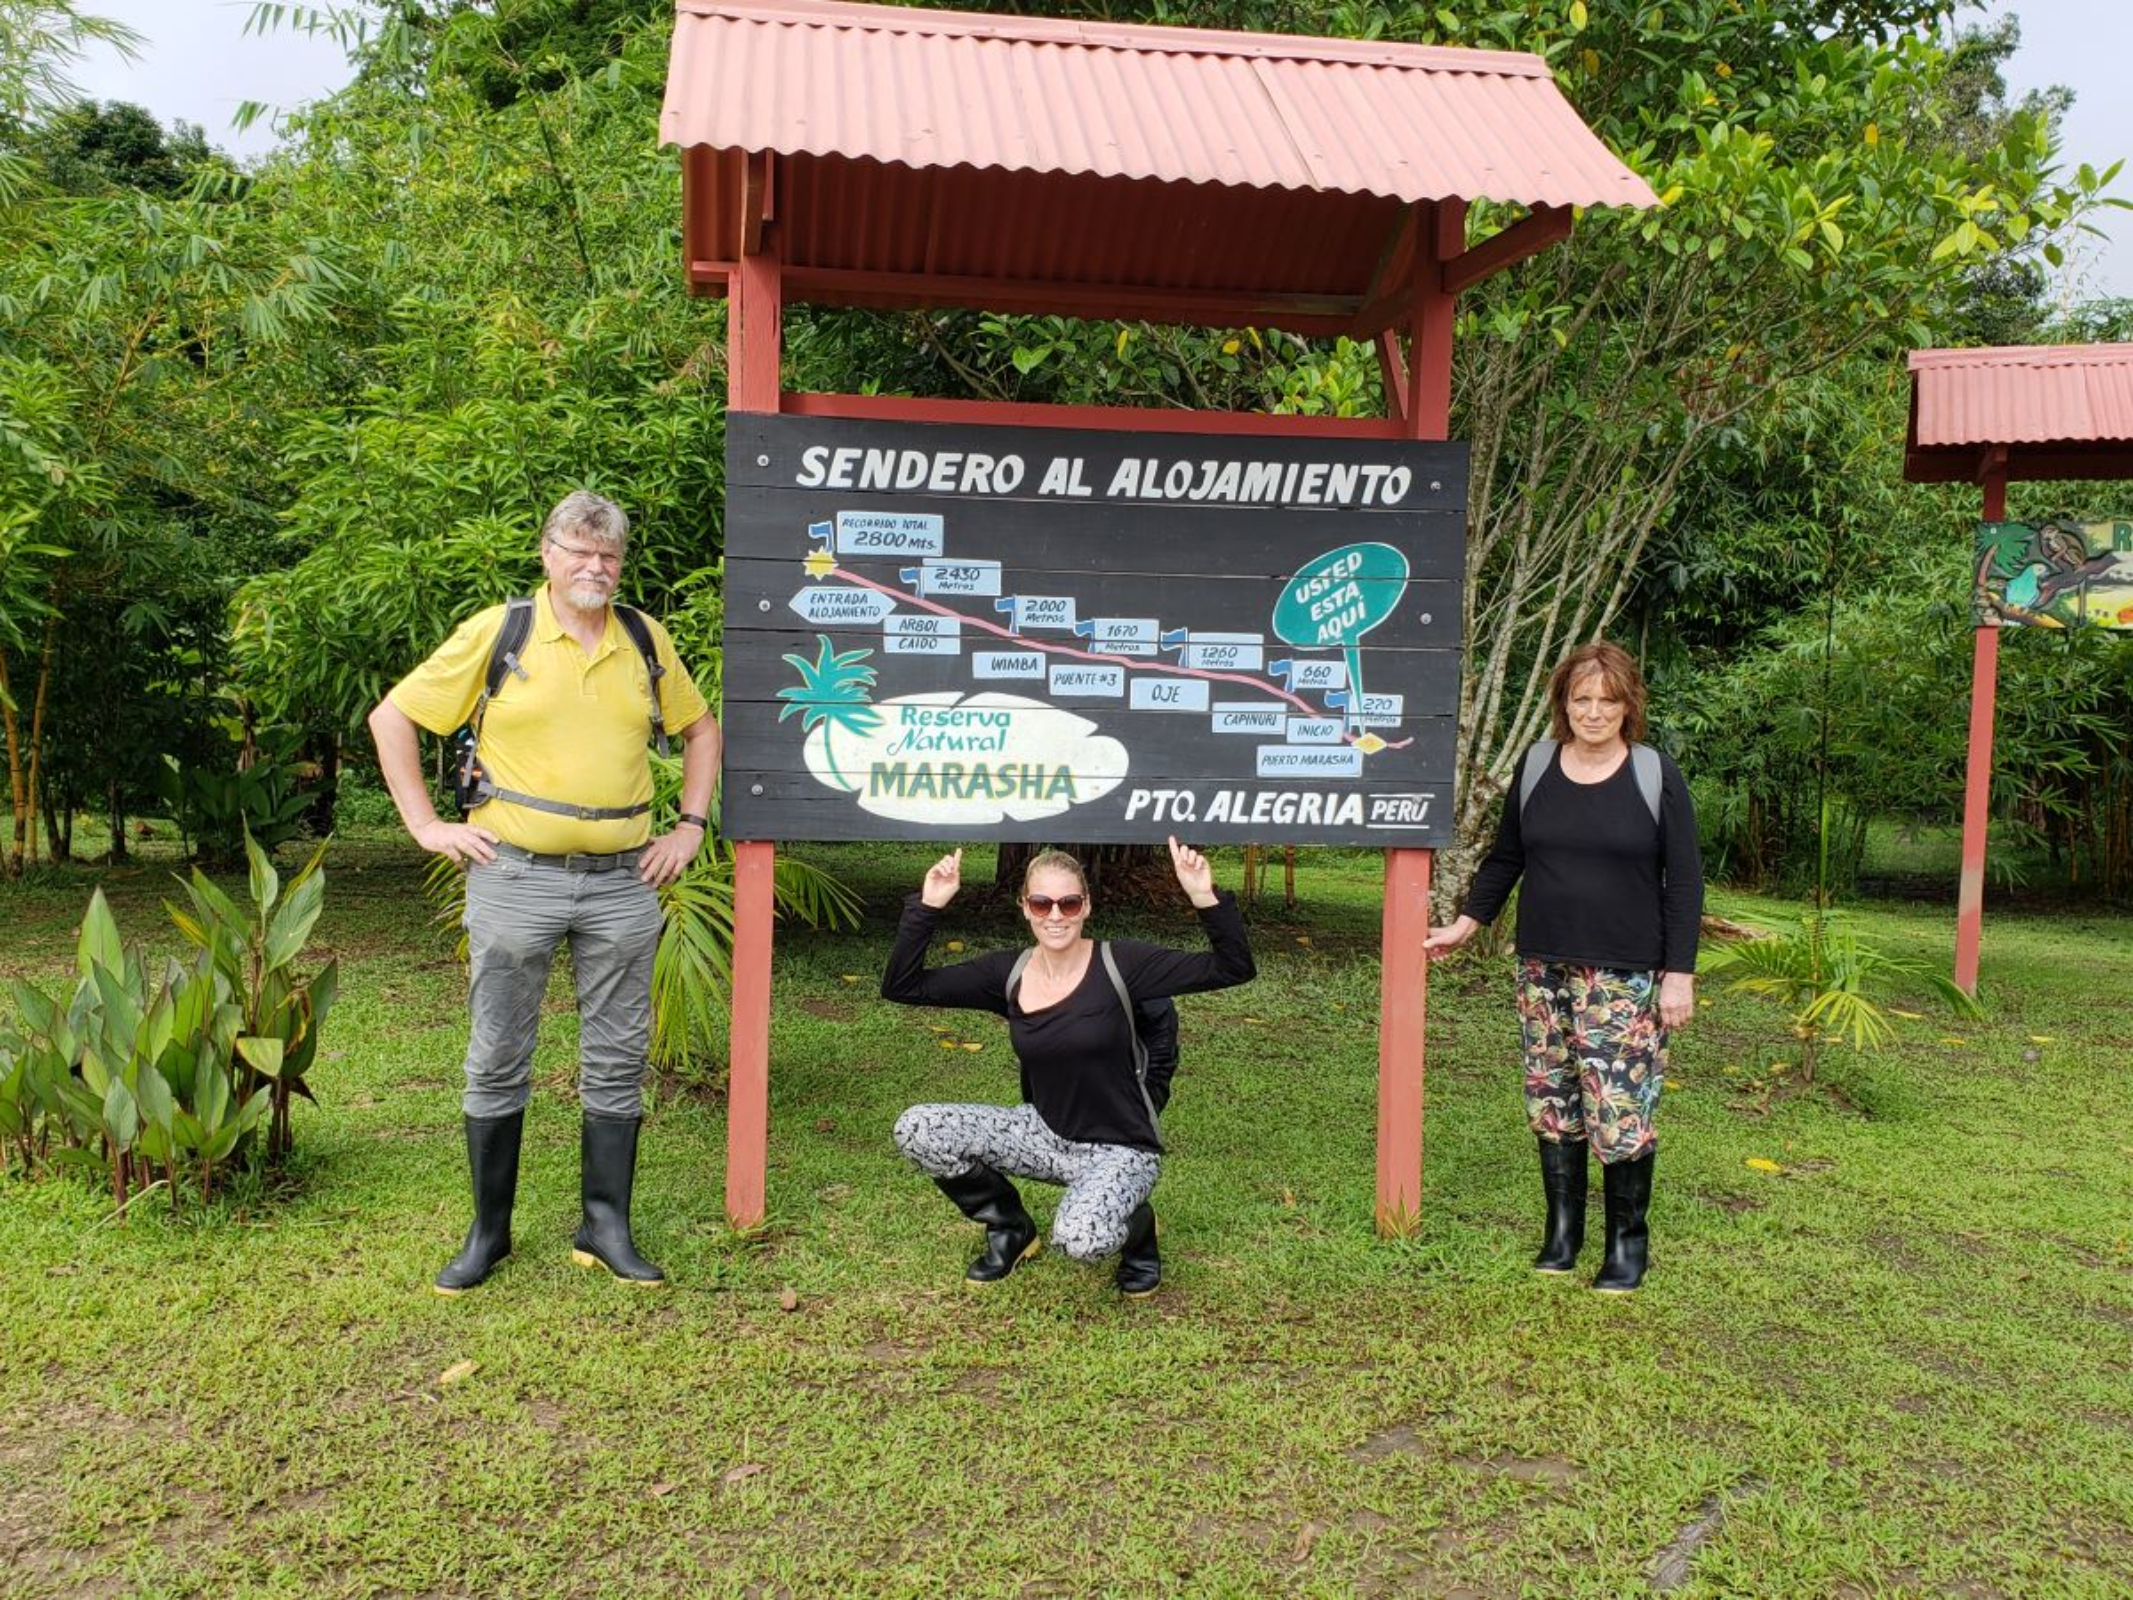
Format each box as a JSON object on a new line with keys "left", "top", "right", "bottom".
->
{"left": 563, "top": 851, "right": 601, "bottom": 873}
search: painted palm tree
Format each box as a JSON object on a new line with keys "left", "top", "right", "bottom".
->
{"left": 778, "top": 634, "right": 883, "bottom": 793}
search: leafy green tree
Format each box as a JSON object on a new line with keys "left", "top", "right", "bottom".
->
{"left": 230, "top": 6, "right": 725, "bottom": 746}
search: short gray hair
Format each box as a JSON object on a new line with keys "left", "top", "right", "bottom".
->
{"left": 541, "top": 490, "right": 629, "bottom": 551}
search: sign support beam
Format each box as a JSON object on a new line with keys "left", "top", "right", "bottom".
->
{"left": 725, "top": 207, "right": 782, "bottom": 1231}
{"left": 1371, "top": 197, "right": 1461, "bottom": 1236}
{"left": 1955, "top": 445, "right": 2008, "bottom": 996}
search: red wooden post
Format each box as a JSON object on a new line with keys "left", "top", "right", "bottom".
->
{"left": 1376, "top": 849, "right": 1433, "bottom": 1231}
{"left": 1953, "top": 452, "right": 2008, "bottom": 995}
{"left": 724, "top": 199, "right": 782, "bottom": 1229}
{"left": 1371, "top": 197, "right": 1463, "bottom": 1235}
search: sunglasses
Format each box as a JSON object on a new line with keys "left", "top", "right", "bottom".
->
{"left": 1023, "top": 893, "right": 1088, "bottom": 917}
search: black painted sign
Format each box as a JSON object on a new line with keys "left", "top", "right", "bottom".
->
{"left": 721, "top": 415, "right": 1467, "bottom": 845}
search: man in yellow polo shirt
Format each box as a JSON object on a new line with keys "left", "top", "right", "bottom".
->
{"left": 369, "top": 490, "right": 719, "bottom": 1295}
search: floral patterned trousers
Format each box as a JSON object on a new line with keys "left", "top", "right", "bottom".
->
{"left": 1515, "top": 960, "right": 1665, "bottom": 1165}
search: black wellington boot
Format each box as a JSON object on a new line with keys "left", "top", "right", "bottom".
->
{"left": 1115, "top": 1202, "right": 1161, "bottom": 1298}
{"left": 434, "top": 1111, "right": 523, "bottom": 1296}
{"left": 932, "top": 1164, "right": 1041, "bottom": 1285}
{"left": 571, "top": 1114, "right": 665, "bottom": 1286}
{"left": 1592, "top": 1149, "right": 1654, "bottom": 1294}
{"left": 1533, "top": 1136, "right": 1589, "bottom": 1274}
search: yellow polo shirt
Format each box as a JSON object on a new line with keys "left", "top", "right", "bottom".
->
{"left": 389, "top": 588, "right": 711, "bottom": 854}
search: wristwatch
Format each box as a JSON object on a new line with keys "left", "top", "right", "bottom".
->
{"left": 677, "top": 812, "right": 710, "bottom": 830}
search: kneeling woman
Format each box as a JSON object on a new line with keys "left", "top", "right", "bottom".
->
{"left": 882, "top": 837, "right": 1255, "bottom": 1295}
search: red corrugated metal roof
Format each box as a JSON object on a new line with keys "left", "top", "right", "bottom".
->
{"left": 662, "top": 0, "right": 1655, "bottom": 211}
{"left": 1905, "top": 344, "right": 2133, "bottom": 484}
{"left": 1909, "top": 344, "right": 2133, "bottom": 446}
{"left": 662, "top": 0, "right": 1654, "bottom": 332}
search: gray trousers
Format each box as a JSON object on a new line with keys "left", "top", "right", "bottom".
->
{"left": 460, "top": 852, "right": 663, "bottom": 1119}
{"left": 894, "top": 1102, "right": 1161, "bottom": 1261}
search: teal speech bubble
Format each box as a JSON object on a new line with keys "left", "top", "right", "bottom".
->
{"left": 1272, "top": 543, "right": 1410, "bottom": 736}
{"left": 1272, "top": 542, "right": 1410, "bottom": 648}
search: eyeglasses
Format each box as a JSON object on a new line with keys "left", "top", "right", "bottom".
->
{"left": 547, "top": 538, "right": 624, "bottom": 568}
{"left": 1024, "top": 893, "right": 1087, "bottom": 917}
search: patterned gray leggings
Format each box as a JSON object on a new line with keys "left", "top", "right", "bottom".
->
{"left": 894, "top": 1102, "right": 1162, "bottom": 1261}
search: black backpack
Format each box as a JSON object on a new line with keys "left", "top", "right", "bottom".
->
{"left": 452, "top": 596, "right": 670, "bottom": 819}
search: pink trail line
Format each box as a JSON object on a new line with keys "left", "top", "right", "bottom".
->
{"left": 827, "top": 566, "right": 1414, "bottom": 750}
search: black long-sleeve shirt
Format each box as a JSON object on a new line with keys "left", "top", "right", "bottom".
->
{"left": 1462, "top": 744, "right": 1703, "bottom": 974}
{"left": 880, "top": 891, "right": 1255, "bottom": 1151}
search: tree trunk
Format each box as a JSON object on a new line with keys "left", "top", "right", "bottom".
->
{"left": 306, "top": 732, "right": 339, "bottom": 836}
{"left": 993, "top": 840, "right": 1173, "bottom": 907}
{"left": 107, "top": 774, "right": 128, "bottom": 863}
{"left": 40, "top": 778, "right": 65, "bottom": 863}
{"left": 22, "top": 609, "right": 58, "bottom": 871}
{"left": 1, "top": 647, "right": 23, "bottom": 879}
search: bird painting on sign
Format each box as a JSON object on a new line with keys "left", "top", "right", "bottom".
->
{"left": 1974, "top": 517, "right": 2133, "bottom": 629}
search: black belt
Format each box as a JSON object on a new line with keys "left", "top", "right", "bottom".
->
{"left": 492, "top": 842, "right": 645, "bottom": 874}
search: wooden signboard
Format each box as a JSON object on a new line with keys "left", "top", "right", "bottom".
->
{"left": 1974, "top": 518, "right": 2133, "bottom": 630}
{"left": 722, "top": 415, "right": 1468, "bottom": 845}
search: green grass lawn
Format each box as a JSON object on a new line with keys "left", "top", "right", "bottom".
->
{"left": 4, "top": 839, "right": 2130, "bottom": 1596}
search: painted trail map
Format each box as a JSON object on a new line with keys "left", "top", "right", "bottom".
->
{"left": 721, "top": 415, "right": 1467, "bottom": 846}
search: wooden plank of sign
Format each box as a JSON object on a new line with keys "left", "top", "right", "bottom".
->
{"left": 726, "top": 577, "right": 1462, "bottom": 656}
{"left": 719, "top": 703, "right": 1458, "bottom": 771}
{"left": 720, "top": 771, "right": 1455, "bottom": 846}
{"left": 726, "top": 413, "right": 1469, "bottom": 509}
{"left": 720, "top": 629, "right": 1463, "bottom": 709}
{"left": 726, "top": 492, "right": 1466, "bottom": 582}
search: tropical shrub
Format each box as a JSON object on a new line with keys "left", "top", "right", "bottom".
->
{"left": 155, "top": 728, "right": 316, "bottom": 866}
{"left": 1701, "top": 908, "right": 1982, "bottom": 1081}
{"left": 0, "top": 834, "right": 337, "bottom": 1208}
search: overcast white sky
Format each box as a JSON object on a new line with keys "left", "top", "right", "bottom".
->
{"left": 59, "top": 0, "right": 2133, "bottom": 302}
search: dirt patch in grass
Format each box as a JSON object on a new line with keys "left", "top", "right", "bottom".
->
{"left": 0, "top": 1398, "right": 216, "bottom": 1598}
{"left": 1348, "top": 1424, "right": 1432, "bottom": 1461}
{"left": 1700, "top": 1191, "right": 1766, "bottom": 1214}
{"left": 1453, "top": 1453, "right": 1582, "bottom": 1487}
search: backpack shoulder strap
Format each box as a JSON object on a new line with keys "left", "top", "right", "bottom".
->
{"left": 473, "top": 596, "right": 535, "bottom": 730}
{"left": 487, "top": 597, "right": 535, "bottom": 696}
{"left": 1100, "top": 942, "right": 1160, "bottom": 1131}
{"left": 1005, "top": 947, "right": 1035, "bottom": 1004}
{"left": 1099, "top": 943, "right": 1148, "bottom": 1075}
{"left": 1517, "top": 737, "right": 1559, "bottom": 817}
{"left": 1630, "top": 743, "right": 1662, "bottom": 827}
{"left": 613, "top": 604, "right": 670, "bottom": 757}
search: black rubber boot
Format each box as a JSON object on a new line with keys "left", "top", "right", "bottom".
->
{"left": 571, "top": 1114, "right": 664, "bottom": 1286}
{"left": 1593, "top": 1149, "right": 1654, "bottom": 1294}
{"left": 434, "top": 1111, "right": 523, "bottom": 1296}
{"left": 1115, "top": 1202, "right": 1161, "bottom": 1298}
{"left": 932, "top": 1164, "right": 1041, "bottom": 1285}
{"left": 1533, "top": 1136, "right": 1589, "bottom": 1274}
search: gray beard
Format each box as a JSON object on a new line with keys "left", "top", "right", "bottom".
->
{"left": 558, "top": 584, "right": 612, "bottom": 616}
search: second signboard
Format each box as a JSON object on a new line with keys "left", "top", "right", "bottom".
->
{"left": 722, "top": 414, "right": 1468, "bottom": 846}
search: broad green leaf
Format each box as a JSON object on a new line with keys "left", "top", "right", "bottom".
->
{"left": 246, "top": 830, "right": 281, "bottom": 920}
{"left": 103, "top": 1077, "right": 140, "bottom": 1149}
{"left": 196, "top": 1060, "right": 230, "bottom": 1130}
{"left": 236, "top": 1035, "right": 285, "bottom": 1080}
{"left": 266, "top": 870, "right": 326, "bottom": 969}
{"left": 76, "top": 890, "right": 124, "bottom": 979}
{"left": 134, "top": 1063, "right": 175, "bottom": 1130}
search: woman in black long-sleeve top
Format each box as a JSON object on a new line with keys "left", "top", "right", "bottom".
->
{"left": 1426, "top": 642, "right": 1702, "bottom": 1293}
{"left": 882, "top": 836, "right": 1255, "bottom": 1296}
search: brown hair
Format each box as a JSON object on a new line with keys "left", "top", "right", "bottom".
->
{"left": 1547, "top": 641, "right": 1649, "bottom": 743}
{"left": 1023, "top": 849, "right": 1088, "bottom": 895}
